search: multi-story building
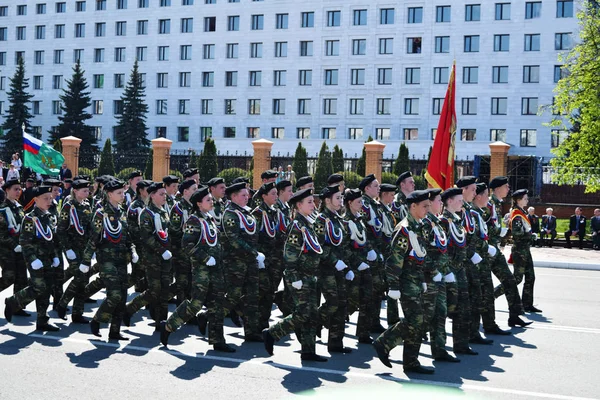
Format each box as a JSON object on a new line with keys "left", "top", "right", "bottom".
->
{"left": 0, "top": 0, "right": 579, "bottom": 158}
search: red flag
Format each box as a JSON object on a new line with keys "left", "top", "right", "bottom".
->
{"left": 425, "top": 61, "right": 457, "bottom": 190}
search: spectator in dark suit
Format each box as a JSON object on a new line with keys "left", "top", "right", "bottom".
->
{"left": 541, "top": 208, "right": 558, "bottom": 247}
{"left": 591, "top": 209, "right": 600, "bottom": 250}
{"left": 527, "top": 207, "right": 541, "bottom": 247}
{"left": 565, "top": 207, "right": 587, "bottom": 249}
{"left": 59, "top": 163, "right": 72, "bottom": 181}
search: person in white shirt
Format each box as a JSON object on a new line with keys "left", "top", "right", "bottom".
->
{"left": 6, "top": 164, "right": 19, "bottom": 181}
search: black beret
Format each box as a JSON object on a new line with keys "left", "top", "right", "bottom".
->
{"left": 162, "top": 175, "right": 180, "bottom": 185}
{"left": 147, "top": 182, "right": 165, "bottom": 195}
{"left": 359, "top": 174, "right": 376, "bottom": 191}
{"left": 183, "top": 168, "right": 199, "bottom": 179}
{"left": 34, "top": 185, "right": 53, "bottom": 197}
{"left": 289, "top": 188, "right": 313, "bottom": 206}
{"left": 455, "top": 176, "right": 477, "bottom": 188}
{"left": 396, "top": 171, "right": 413, "bottom": 186}
{"left": 489, "top": 176, "right": 509, "bottom": 189}
{"left": 26, "top": 177, "right": 36, "bottom": 183}
{"left": 127, "top": 170, "right": 143, "bottom": 180}
{"left": 261, "top": 170, "right": 278, "bottom": 180}
{"left": 136, "top": 179, "right": 152, "bottom": 189}
{"left": 72, "top": 179, "right": 90, "bottom": 190}
{"left": 511, "top": 189, "right": 529, "bottom": 199}
{"left": 296, "top": 176, "right": 313, "bottom": 189}
{"left": 319, "top": 185, "right": 341, "bottom": 200}
{"left": 380, "top": 184, "right": 396, "bottom": 193}
{"left": 104, "top": 179, "right": 125, "bottom": 192}
{"left": 406, "top": 189, "right": 430, "bottom": 205}
{"left": 225, "top": 182, "right": 248, "bottom": 196}
{"left": 206, "top": 177, "right": 225, "bottom": 187}
{"left": 427, "top": 188, "right": 442, "bottom": 200}
{"left": 179, "top": 179, "right": 197, "bottom": 193}
{"left": 2, "top": 179, "right": 21, "bottom": 190}
{"left": 95, "top": 175, "right": 112, "bottom": 185}
{"left": 276, "top": 180, "right": 292, "bottom": 191}
{"left": 190, "top": 186, "right": 211, "bottom": 205}
{"left": 344, "top": 188, "right": 362, "bottom": 202}
{"left": 63, "top": 179, "right": 73, "bottom": 184}
{"left": 74, "top": 174, "right": 90, "bottom": 181}
{"left": 441, "top": 187, "right": 463, "bottom": 202}
{"left": 232, "top": 176, "right": 250, "bottom": 184}
{"left": 327, "top": 173, "right": 344, "bottom": 185}
{"left": 258, "top": 182, "right": 277, "bottom": 196}
{"left": 475, "top": 183, "right": 488, "bottom": 195}
{"left": 43, "top": 178, "right": 62, "bottom": 187}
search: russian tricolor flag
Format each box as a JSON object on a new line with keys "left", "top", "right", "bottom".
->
{"left": 23, "top": 132, "right": 42, "bottom": 155}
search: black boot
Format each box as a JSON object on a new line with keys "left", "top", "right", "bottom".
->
{"left": 13, "top": 309, "right": 31, "bottom": 317}
{"left": 4, "top": 298, "right": 15, "bottom": 323}
{"left": 484, "top": 325, "right": 512, "bottom": 336}
{"left": 371, "top": 324, "right": 386, "bottom": 333}
{"left": 213, "top": 343, "right": 236, "bottom": 353}
{"left": 404, "top": 365, "right": 435, "bottom": 374}
{"left": 328, "top": 346, "right": 353, "bottom": 354}
{"left": 90, "top": 319, "right": 101, "bottom": 337}
{"left": 469, "top": 334, "right": 494, "bottom": 345}
{"left": 159, "top": 321, "right": 170, "bottom": 346}
{"left": 196, "top": 312, "right": 208, "bottom": 336}
{"left": 358, "top": 335, "right": 373, "bottom": 344}
{"left": 84, "top": 298, "right": 97, "bottom": 304}
{"left": 373, "top": 340, "right": 392, "bottom": 368}
{"left": 434, "top": 352, "right": 461, "bottom": 363}
{"left": 36, "top": 322, "right": 60, "bottom": 332}
{"left": 508, "top": 314, "right": 533, "bottom": 327}
{"left": 55, "top": 304, "right": 68, "bottom": 320}
{"left": 244, "top": 334, "right": 263, "bottom": 343}
{"left": 262, "top": 328, "right": 275, "bottom": 356}
{"left": 301, "top": 353, "right": 328, "bottom": 362}
{"left": 453, "top": 347, "right": 478, "bottom": 355}
{"left": 108, "top": 332, "right": 129, "bottom": 341}
{"left": 524, "top": 306, "right": 543, "bottom": 313}
{"left": 72, "top": 314, "right": 89, "bottom": 324}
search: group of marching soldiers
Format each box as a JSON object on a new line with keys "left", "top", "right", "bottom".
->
{"left": 0, "top": 167, "right": 541, "bottom": 373}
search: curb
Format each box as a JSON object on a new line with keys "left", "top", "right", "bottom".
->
{"left": 534, "top": 261, "right": 600, "bottom": 271}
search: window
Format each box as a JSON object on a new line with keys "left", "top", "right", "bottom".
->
{"left": 136, "top": 46, "right": 147, "bottom": 61}
{"left": 557, "top": 0, "right": 573, "bottom": 18}
{"left": 353, "top": 9, "right": 367, "bottom": 26}
{"left": 465, "top": 4, "right": 481, "bottom": 21}
{"left": 117, "top": 0, "right": 127, "bottom": 9}
{"left": 525, "top": 2, "right": 542, "bottom": 19}
{"left": 436, "top": 5, "right": 451, "bottom": 22}
{"left": 202, "top": 71, "right": 214, "bottom": 87}
{"left": 178, "top": 127, "right": 189, "bottom": 142}
{"left": 249, "top": 71, "right": 261, "bottom": 86}
{"left": 16, "top": 26, "right": 26, "bottom": 40}
{"left": 551, "top": 129, "right": 569, "bottom": 148}
{"left": 158, "top": 46, "right": 169, "bottom": 61}
{"left": 92, "top": 100, "right": 103, "bottom": 115}
{"left": 432, "top": 98, "right": 443, "bottom": 115}
{"left": 93, "top": 74, "right": 104, "bottom": 88}
{"left": 181, "top": 18, "right": 193, "bottom": 33}
{"left": 201, "top": 99, "right": 213, "bottom": 115}
{"left": 52, "top": 75, "right": 63, "bottom": 89}
{"left": 275, "top": 42, "right": 288, "bottom": 57}
{"left": 56, "top": 3, "right": 66, "bottom": 13}
{"left": 524, "top": 34, "right": 540, "bottom": 51}
{"left": 114, "top": 74, "right": 125, "bottom": 88}
{"left": 325, "top": 40, "right": 339, "bottom": 56}
{"left": 34, "top": 50, "right": 45, "bottom": 65}
{"left": 494, "top": 35, "right": 510, "bottom": 51}
{"left": 377, "top": 98, "right": 391, "bottom": 115}
{"left": 555, "top": 33, "right": 572, "bottom": 50}
{"left": 228, "top": 16, "right": 239, "bottom": 31}
{"left": 352, "top": 39, "right": 367, "bottom": 55}
{"left": 37, "top": 3, "right": 47, "bottom": 14}
{"left": 435, "top": 36, "right": 450, "bottom": 53}
{"left": 323, "top": 98, "right": 337, "bottom": 115}
{"left": 54, "top": 50, "right": 64, "bottom": 64}
{"left": 73, "top": 49, "right": 84, "bottom": 62}
{"left": 179, "top": 72, "right": 191, "bottom": 87}
{"left": 203, "top": 44, "right": 215, "bottom": 59}
{"left": 224, "top": 127, "right": 236, "bottom": 138}
{"left": 297, "top": 99, "right": 310, "bottom": 115}
{"left": 521, "top": 97, "right": 538, "bottom": 115}
{"left": 490, "top": 129, "right": 507, "bottom": 141}
{"left": 247, "top": 128, "right": 260, "bottom": 139}
{"left": 139, "top": 73, "right": 146, "bottom": 88}
{"left": 115, "top": 47, "right": 126, "bottom": 62}
{"left": 376, "top": 128, "right": 391, "bottom": 140}
{"left": 463, "top": 66, "right": 478, "bottom": 84}
{"left": 273, "top": 99, "right": 285, "bottom": 115}
{"left": 464, "top": 35, "right": 480, "bottom": 52}
{"left": 183, "top": 0, "right": 194, "bottom": 4}
{"left": 250, "top": 43, "right": 263, "bottom": 58}
{"left": 297, "top": 128, "right": 310, "bottom": 139}
{"left": 523, "top": 65, "right": 540, "bottom": 83}
{"left": 301, "top": 12, "right": 314, "bottom": 28}
{"left": 116, "top": 21, "right": 127, "bottom": 36}
{"left": 273, "top": 70, "right": 286, "bottom": 86}
{"left": 179, "top": 100, "right": 190, "bottom": 115}
{"left": 276, "top": 13, "right": 288, "bottom": 29}
{"left": 272, "top": 128, "right": 284, "bottom": 139}
{"left": 226, "top": 43, "right": 238, "bottom": 59}
{"left": 379, "top": 38, "right": 393, "bottom": 54}
{"left": 17, "top": 5, "right": 27, "bottom": 15}
{"left": 52, "top": 100, "right": 62, "bottom": 115}
{"left": 113, "top": 100, "right": 123, "bottom": 115}
{"left": 492, "top": 66, "right": 509, "bottom": 83}
{"left": 55, "top": 24, "right": 65, "bottom": 39}
{"left": 404, "top": 98, "right": 419, "bottom": 115}
{"left": 407, "top": 37, "right": 422, "bottom": 53}
{"left": 299, "top": 70, "right": 312, "bottom": 86}
{"left": 325, "top": 69, "right": 339, "bottom": 85}
{"left": 35, "top": 25, "right": 46, "bottom": 40}
{"left": 403, "top": 128, "right": 418, "bottom": 140}
{"left": 408, "top": 7, "right": 423, "bottom": 23}
{"left": 405, "top": 68, "right": 420, "bottom": 84}
{"left": 461, "top": 129, "right": 476, "bottom": 141}
{"left": 495, "top": 3, "right": 511, "bottom": 20}
{"left": 0, "top": 28, "right": 6, "bottom": 41}
{"left": 554, "top": 65, "right": 568, "bottom": 82}
{"left": 433, "top": 67, "right": 449, "bottom": 84}
{"left": 94, "top": 48, "right": 104, "bottom": 62}
{"left": 300, "top": 41, "right": 313, "bottom": 56}
{"left": 76, "top": 1, "right": 86, "bottom": 11}
{"left": 349, "top": 98, "right": 364, "bottom": 115}
{"left": 160, "top": 0, "right": 171, "bottom": 5}
{"left": 248, "top": 99, "right": 260, "bottom": 115}
{"left": 225, "top": 71, "right": 237, "bottom": 87}
{"left": 16, "top": 52, "right": 25, "bottom": 64}
{"left": 251, "top": 14, "right": 264, "bottom": 30}
{"left": 137, "top": 20, "right": 148, "bottom": 35}
{"left": 322, "top": 128, "right": 336, "bottom": 140}
{"left": 157, "top": 72, "right": 168, "bottom": 88}
{"left": 327, "top": 11, "right": 341, "bottom": 27}
{"left": 380, "top": 8, "right": 394, "bottom": 24}
{"left": 200, "top": 127, "right": 212, "bottom": 142}
{"left": 97, "top": 0, "right": 106, "bottom": 11}
{"left": 491, "top": 97, "right": 508, "bottom": 115}
{"left": 462, "top": 98, "right": 477, "bottom": 115}
{"left": 520, "top": 129, "right": 536, "bottom": 147}
{"left": 349, "top": 128, "right": 363, "bottom": 140}
{"left": 378, "top": 68, "right": 392, "bottom": 85}
{"left": 159, "top": 19, "right": 171, "bottom": 34}
{"left": 156, "top": 99, "right": 168, "bottom": 115}
{"left": 181, "top": 45, "right": 192, "bottom": 60}
{"left": 32, "top": 101, "right": 41, "bottom": 115}
{"left": 351, "top": 69, "right": 365, "bottom": 85}
{"left": 155, "top": 127, "right": 166, "bottom": 139}
{"left": 95, "top": 22, "right": 106, "bottom": 37}
{"left": 0, "top": 52, "right": 5, "bottom": 66}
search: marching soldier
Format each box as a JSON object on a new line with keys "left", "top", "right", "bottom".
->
{"left": 127, "top": 179, "right": 152, "bottom": 292}
{"left": 207, "top": 177, "right": 227, "bottom": 231}
{"left": 273, "top": 180, "right": 293, "bottom": 315}
{"left": 391, "top": 171, "right": 415, "bottom": 222}
{"left": 163, "top": 175, "right": 180, "bottom": 212}
{"left": 378, "top": 183, "right": 399, "bottom": 327}
{"left": 183, "top": 168, "right": 200, "bottom": 185}
{"left": 327, "top": 174, "right": 345, "bottom": 192}
{"left": 125, "top": 170, "right": 143, "bottom": 208}
{"left": 250, "top": 170, "right": 278, "bottom": 209}
{"left": 43, "top": 178, "right": 65, "bottom": 310}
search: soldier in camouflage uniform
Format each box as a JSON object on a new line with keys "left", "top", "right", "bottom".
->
{"left": 160, "top": 187, "right": 236, "bottom": 353}
{"left": 163, "top": 175, "right": 180, "bottom": 213}
{"left": 207, "top": 177, "right": 227, "bottom": 231}
{"left": 250, "top": 170, "right": 278, "bottom": 210}
{"left": 55, "top": 179, "right": 94, "bottom": 324}
{"left": 43, "top": 179, "right": 65, "bottom": 310}
{"left": 263, "top": 189, "right": 328, "bottom": 362}
{"left": 378, "top": 184, "right": 398, "bottom": 329}
{"left": 4, "top": 186, "right": 62, "bottom": 331}
{"left": 127, "top": 179, "right": 152, "bottom": 292}
{"left": 182, "top": 168, "right": 200, "bottom": 185}
{"left": 125, "top": 170, "right": 143, "bottom": 209}
{"left": 273, "top": 180, "right": 293, "bottom": 316}
{"left": 373, "top": 190, "right": 434, "bottom": 374}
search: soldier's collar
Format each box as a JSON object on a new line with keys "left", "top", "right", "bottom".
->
{"left": 491, "top": 193, "right": 503, "bottom": 203}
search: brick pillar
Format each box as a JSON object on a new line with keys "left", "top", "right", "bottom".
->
{"left": 60, "top": 136, "right": 82, "bottom": 177}
{"left": 151, "top": 138, "right": 172, "bottom": 181}
{"left": 252, "top": 139, "right": 274, "bottom": 189}
{"left": 364, "top": 140, "right": 386, "bottom": 182}
{"left": 489, "top": 141, "right": 511, "bottom": 178}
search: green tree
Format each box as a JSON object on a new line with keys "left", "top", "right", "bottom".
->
{"left": 548, "top": 1, "right": 600, "bottom": 192}
{"left": 144, "top": 149, "right": 153, "bottom": 180}
{"left": 97, "top": 138, "right": 116, "bottom": 176}
{"left": 332, "top": 144, "right": 345, "bottom": 173}
{"left": 393, "top": 142, "right": 410, "bottom": 176}
{"left": 189, "top": 150, "right": 198, "bottom": 172}
{"left": 1, "top": 58, "right": 34, "bottom": 154}
{"left": 314, "top": 141, "right": 333, "bottom": 190}
{"left": 198, "top": 138, "right": 218, "bottom": 182}
{"left": 356, "top": 136, "right": 373, "bottom": 177}
{"left": 292, "top": 142, "right": 309, "bottom": 179}
{"left": 115, "top": 60, "right": 149, "bottom": 152}
{"left": 49, "top": 61, "right": 97, "bottom": 152}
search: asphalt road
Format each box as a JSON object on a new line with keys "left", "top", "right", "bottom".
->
{"left": 1, "top": 267, "right": 599, "bottom": 400}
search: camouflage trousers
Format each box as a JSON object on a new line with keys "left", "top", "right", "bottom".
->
{"left": 58, "top": 248, "right": 90, "bottom": 316}
{"left": 131, "top": 250, "right": 147, "bottom": 293}
{"left": 0, "top": 248, "right": 28, "bottom": 294}
{"left": 452, "top": 267, "right": 472, "bottom": 352}
{"left": 346, "top": 268, "right": 373, "bottom": 339}
{"left": 369, "top": 261, "right": 386, "bottom": 330}
{"left": 479, "top": 258, "right": 499, "bottom": 331}
{"left": 258, "top": 255, "right": 282, "bottom": 330}
{"left": 50, "top": 256, "right": 65, "bottom": 306}
{"left": 269, "top": 274, "right": 318, "bottom": 354}
{"left": 430, "top": 282, "right": 449, "bottom": 358}
{"left": 317, "top": 266, "right": 348, "bottom": 347}
{"left": 10, "top": 260, "right": 54, "bottom": 324}
{"left": 421, "top": 279, "right": 438, "bottom": 336}
{"left": 93, "top": 259, "right": 128, "bottom": 334}
{"left": 491, "top": 247, "right": 524, "bottom": 315}
{"left": 466, "top": 261, "right": 484, "bottom": 338}
{"left": 509, "top": 244, "right": 536, "bottom": 309}
{"left": 126, "top": 255, "right": 172, "bottom": 322}
{"left": 223, "top": 255, "right": 260, "bottom": 337}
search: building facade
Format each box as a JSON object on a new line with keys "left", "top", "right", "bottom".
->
{"left": 0, "top": 0, "right": 579, "bottom": 158}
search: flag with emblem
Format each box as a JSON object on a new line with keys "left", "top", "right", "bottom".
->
{"left": 23, "top": 126, "right": 64, "bottom": 175}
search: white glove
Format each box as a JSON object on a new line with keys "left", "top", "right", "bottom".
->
{"left": 422, "top": 282, "right": 428, "bottom": 293}
{"left": 487, "top": 245, "right": 497, "bottom": 257}
{"left": 31, "top": 259, "right": 43, "bottom": 270}
{"left": 471, "top": 253, "right": 482, "bottom": 265}
{"left": 162, "top": 250, "right": 172, "bottom": 260}
{"left": 291, "top": 280, "right": 303, "bottom": 290}
{"left": 532, "top": 233, "right": 538, "bottom": 241}
{"left": 258, "top": 259, "right": 266, "bottom": 269}
{"left": 79, "top": 264, "right": 90, "bottom": 274}
{"left": 14, "top": 245, "right": 22, "bottom": 253}
{"left": 52, "top": 257, "right": 60, "bottom": 267}
{"left": 335, "top": 260, "right": 347, "bottom": 271}
{"left": 444, "top": 272, "right": 456, "bottom": 283}
{"left": 432, "top": 272, "right": 442, "bottom": 283}
{"left": 256, "top": 252, "right": 265, "bottom": 263}
{"left": 500, "top": 227, "right": 508, "bottom": 237}
{"left": 66, "top": 249, "right": 77, "bottom": 260}
{"left": 206, "top": 256, "right": 216, "bottom": 266}
{"left": 379, "top": 253, "right": 384, "bottom": 261}
{"left": 388, "top": 290, "right": 401, "bottom": 300}
{"left": 345, "top": 270, "right": 355, "bottom": 281}
{"left": 358, "top": 262, "right": 370, "bottom": 271}
{"left": 91, "top": 253, "right": 97, "bottom": 264}
{"left": 131, "top": 252, "right": 139, "bottom": 264}
{"left": 366, "top": 250, "right": 377, "bottom": 261}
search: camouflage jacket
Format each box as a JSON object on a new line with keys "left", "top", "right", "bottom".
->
{"left": 485, "top": 194, "right": 505, "bottom": 247}
{"left": 422, "top": 212, "right": 446, "bottom": 278}
{"left": 0, "top": 199, "right": 25, "bottom": 250}
{"left": 379, "top": 202, "right": 397, "bottom": 259}
{"left": 391, "top": 191, "right": 408, "bottom": 222}
{"left": 125, "top": 187, "right": 136, "bottom": 209}
{"left": 165, "top": 194, "right": 176, "bottom": 214}
{"left": 20, "top": 206, "right": 61, "bottom": 265}
{"left": 252, "top": 201, "right": 280, "bottom": 256}
{"left": 469, "top": 204, "right": 491, "bottom": 257}
{"left": 343, "top": 212, "right": 374, "bottom": 271}
{"left": 361, "top": 194, "right": 385, "bottom": 256}
{"left": 274, "top": 198, "right": 292, "bottom": 240}
{"left": 314, "top": 207, "right": 347, "bottom": 271}
{"left": 438, "top": 210, "right": 467, "bottom": 273}
{"left": 57, "top": 197, "right": 94, "bottom": 253}
{"left": 210, "top": 197, "right": 228, "bottom": 232}
{"left": 283, "top": 213, "right": 322, "bottom": 283}
{"left": 462, "top": 201, "right": 481, "bottom": 259}
{"left": 223, "top": 202, "right": 259, "bottom": 259}
{"left": 182, "top": 210, "right": 221, "bottom": 265}
{"left": 385, "top": 214, "right": 426, "bottom": 289}
{"left": 127, "top": 197, "right": 146, "bottom": 247}
{"left": 139, "top": 202, "right": 171, "bottom": 254}
{"left": 509, "top": 206, "right": 533, "bottom": 247}
{"left": 169, "top": 198, "right": 194, "bottom": 249}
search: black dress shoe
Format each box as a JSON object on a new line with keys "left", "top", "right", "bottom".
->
{"left": 13, "top": 309, "right": 31, "bottom": 317}
{"left": 196, "top": 312, "right": 208, "bottom": 336}
{"left": 55, "top": 304, "right": 67, "bottom": 320}
{"left": 229, "top": 310, "right": 243, "bottom": 327}
{"left": 373, "top": 340, "right": 392, "bottom": 368}
{"left": 404, "top": 365, "right": 435, "bottom": 374}
{"left": 434, "top": 352, "right": 461, "bottom": 363}
{"left": 108, "top": 332, "right": 129, "bottom": 341}
{"left": 122, "top": 311, "right": 131, "bottom": 327}
{"left": 358, "top": 336, "right": 373, "bottom": 344}
{"left": 470, "top": 335, "right": 494, "bottom": 345}
{"left": 301, "top": 353, "right": 328, "bottom": 362}
{"left": 328, "top": 346, "right": 353, "bottom": 354}
{"left": 524, "top": 306, "right": 543, "bottom": 313}
{"left": 371, "top": 324, "right": 386, "bottom": 333}
{"left": 90, "top": 319, "right": 101, "bottom": 337}
{"left": 244, "top": 334, "right": 263, "bottom": 343}
{"left": 262, "top": 329, "right": 275, "bottom": 356}
{"left": 454, "top": 347, "right": 479, "bottom": 355}
{"left": 36, "top": 323, "right": 60, "bottom": 332}
{"left": 84, "top": 298, "right": 97, "bottom": 304}
{"left": 213, "top": 343, "right": 236, "bottom": 353}
{"left": 72, "top": 314, "right": 89, "bottom": 324}
{"left": 4, "top": 298, "right": 15, "bottom": 323}
{"left": 159, "top": 321, "right": 170, "bottom": 346}
{"left": 484, "top": 326, "right": 512, "bottom": 336}
{"left": 508, "top": 315, "right": 533, "bottom": 327}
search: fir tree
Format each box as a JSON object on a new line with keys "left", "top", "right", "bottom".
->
{"left": 97, "top": 138, "right": 116, "bottom": 176}
{"left": 292, "top": 142, "right": 309, "bottom": 180}
{"left": 393, "top": 143, "right": 410, "bottom": 176}
{"left": 1, "top": 58, "right": 34, "bottom": 153}
{"left": 332, "top": 145, "right": 345, "bottom": 173}
{"left": 314, "top": 141, "right": 333, "bottom": 190}
{"left": 115, "top": 60, "right": 149, "bottom": 152}
{"left": 356, "top": 136, "right": 373, "bottom": 177}
{"left": 198, "top": 138, "right": 218, "bottom": 182}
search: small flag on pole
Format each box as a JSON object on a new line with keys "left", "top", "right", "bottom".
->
{"left": 23, "top": 124, "right": 64, "bottom": 175}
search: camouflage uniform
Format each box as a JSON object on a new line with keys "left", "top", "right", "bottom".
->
{"left": 379, "top": 202, "right": 398, "bottom": 326}
{"left": 48, "top": 201, "right": 65, "bottom": 306}
{"left": 273, "top": 198, "right": 292, "bottom": 316}
{"left": 267, "top": 214, "right": 321, "bottom": 355}
{"left": 506, "top": 207, "right": 536, "bottom": 309}
{"left": 375, "top": 214, "right": 426, "bottom": 369}
{"left": 127, "top": 196, "right": 147, "bottom": 292}
{"left": 165, "top": 194, "right": 176, "bottom": 214}
{"left": 124, "top": 187, "right": 136, "bottom": 209}
{"left": 388, "top": 191, "right": 407, "bottom": 323}
{"left": 169, "top": 198, "right": 194, "bottom": 303}
{"left": 210, "top": 197, "right": 228, "bottom": 232}
{"left": 0, "top": 198, "right": 28, "bottom": 294}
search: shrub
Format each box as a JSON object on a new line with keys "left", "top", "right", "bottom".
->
{"left": 381, "top": 172, "right": 396, "bottom": 185}
{"left": 218, "top": 168, "right": 250, "bottom": 185}
{"left": 342, "top": 171, "right": 363, "bottom": 189}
